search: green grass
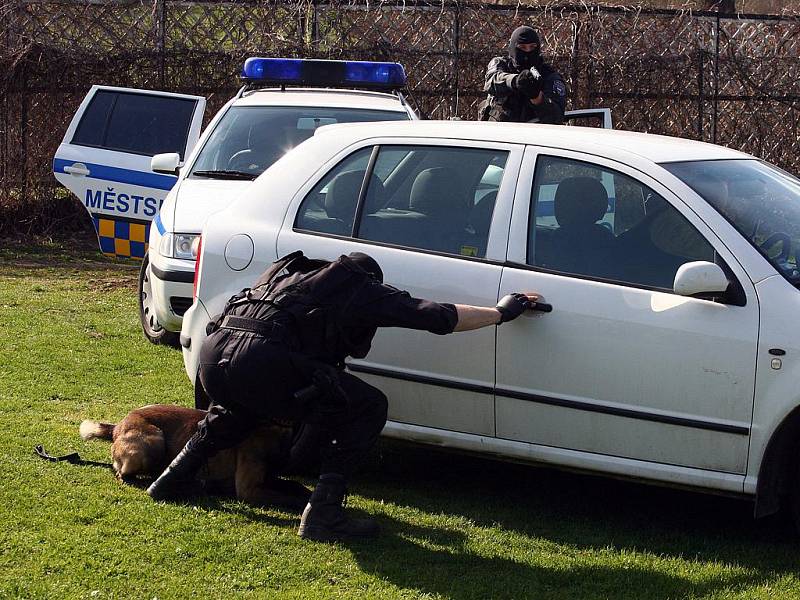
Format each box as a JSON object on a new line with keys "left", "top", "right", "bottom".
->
{"left": 1, "top": 239, "right": 800, "bottom": 599}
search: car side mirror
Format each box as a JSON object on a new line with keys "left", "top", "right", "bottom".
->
{"left": 673, "top": 261, "right": 730, "bottom": 298}
{"left": 151, "top": 153, "right": 181, "bottom": 175}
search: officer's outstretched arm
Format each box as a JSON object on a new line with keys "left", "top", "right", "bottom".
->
{"left": 452, "top": 293, "right": 539, "bottom": 332}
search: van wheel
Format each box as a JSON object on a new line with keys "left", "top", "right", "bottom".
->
{"left": 138, "top": 254, "right": 179, "bottom": 347}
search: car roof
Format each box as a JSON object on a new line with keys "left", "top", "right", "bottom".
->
{"left": 232, "top": 88, "right": 410, "bottom": 112}
{"left": 313, "top": 120, "right": 751, "bottom": 164}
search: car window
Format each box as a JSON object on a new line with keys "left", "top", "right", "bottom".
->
{"left": 294, "top": 147, "right": 374, "bottom": 236}
{"left": 72, "top": 91, "right": 197, "bottom": 159}
{"left": 357, "top": 146, "right": 509, "bottom": 257}
{"left": 190, "top": 106, "right": 408, "bottom": 178}
{"left": 664, "top": 159, "right": 800, "bottom": 287}
{"left": 528, "top": 155, "right": 715, "bottom": 290}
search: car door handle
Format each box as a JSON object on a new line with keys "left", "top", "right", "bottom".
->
{"left": 63, "top": 164, "right": 90, "bottom": 176}
{"left": 530, "top": 301, "right": 553, "bottom": 313}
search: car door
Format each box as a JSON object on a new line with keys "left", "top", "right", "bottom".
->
{"left": 53, "top": 86, "right": 205, "bottom": 258}
{"left": 495, "top": 147, "right": 758, "bottom": 476}
{"left": 277, "top": 139, "right": 523, "bottom": 436}
{"left": 563, "top": 108, "right": 613, "bottom": 129}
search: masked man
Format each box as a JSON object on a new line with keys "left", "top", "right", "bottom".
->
{"left": 480, "top": 25, "right": 567, "bottom": 124}
{"left": 146, "top": 251, "right": 539, "bottom": 541}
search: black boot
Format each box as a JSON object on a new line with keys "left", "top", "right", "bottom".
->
{"left": 147, "top": 432, "right": 208, "bottom": 501}
{"left": 298, "top": 473, "right": 379, "bottom": 541}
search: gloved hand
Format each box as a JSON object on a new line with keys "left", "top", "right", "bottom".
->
{"left": 495, "top": 293, "right": 532, "bottom": 323}
{"left": 513, "top": 68, "right": 542, "bottom": 98}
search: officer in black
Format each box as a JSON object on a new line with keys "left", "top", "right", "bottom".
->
{"left": 147, "top": 251, "right": 538, "bottom": 542}
{"left": 480, "top": 25, "right": 567, "bottom": 124}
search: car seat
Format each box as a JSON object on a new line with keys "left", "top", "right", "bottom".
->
{"left": 314, "top": 170, "right": 383, "bottom": 236}
{"left": 407, "top": 167, "right": 471, "bottom": 253}
{"left": 543, "top": 176, "right": 612, "bottom": 275}
{"left": 467, "top": 190, "right": 497, "bottom": 256}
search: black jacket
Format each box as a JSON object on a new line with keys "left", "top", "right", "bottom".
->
{"left": 218, "top": 252, "right": 458, "bottom": 366}
{"left": 481, "top": 56, "right": 566, "bottom": 124}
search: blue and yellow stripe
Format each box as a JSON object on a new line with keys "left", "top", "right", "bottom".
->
{"left": 92, "top": 215, "right": 149, "bottom": 259}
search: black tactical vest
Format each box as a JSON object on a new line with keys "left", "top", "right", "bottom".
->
{"left": 216, "top": 251, "right": 377, "bottom": 365}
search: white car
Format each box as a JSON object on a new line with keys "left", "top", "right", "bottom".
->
{"left": 182, "top": 119, "right": 800, "bottom": 528}
{"left": 53, "top": 58, "right": 418, "bottom": 345}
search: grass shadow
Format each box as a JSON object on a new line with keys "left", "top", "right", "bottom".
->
{"left": 343, "top": 512, "right": 773, "bottom": 600}
{"left": 351, "top": 441, "right": 800, "bottom": 575}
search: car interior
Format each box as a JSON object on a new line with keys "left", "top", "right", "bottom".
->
{"left": 296, "top": 146, "right": 507, "bottom": 258}
{"left": 532, "top": 161, "right": 716, "bottom": 290}
{"left": 296, "top": 149, "right": 716, "bottom": 289}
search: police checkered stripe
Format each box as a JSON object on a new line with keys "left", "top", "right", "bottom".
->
{"left": 91, "top": 214, "right": 149, "bottom": 259}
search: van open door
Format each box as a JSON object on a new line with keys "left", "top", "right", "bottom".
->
{"left": 53, "top": 86, "right": 205, "bottom": 259}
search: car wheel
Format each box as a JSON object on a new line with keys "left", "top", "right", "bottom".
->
{"left": 138, "top": 254, "right": 180, "bottom": 347}
{"left": 789, "top": 458, "right": 800, "bottom": 536}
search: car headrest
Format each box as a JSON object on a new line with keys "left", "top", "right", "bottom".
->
{"left": 325, "top": 170, "right": 384, "bottom": 222}
{"left": 409, "top": 167, "right": 468, "bottom": 220}
{"left": 554, "top": 177, "right": 609, "bottom": 228}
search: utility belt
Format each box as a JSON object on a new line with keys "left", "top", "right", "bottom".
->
{"left": 216, "top": 314, "right": 347, "bottom": 415}
{"left": 218, "top": 315, "right": 290, "bottom": 340}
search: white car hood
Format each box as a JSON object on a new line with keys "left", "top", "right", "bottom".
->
{"left": 172, "top": 178, "right": 252, "bottom": 233}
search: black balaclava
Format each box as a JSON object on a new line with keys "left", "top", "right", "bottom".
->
{"left": 347, "top": 252, "right": 384, "bottom": 283}
{"left": 508, "top": 26, "right": 542, "bottom": 70}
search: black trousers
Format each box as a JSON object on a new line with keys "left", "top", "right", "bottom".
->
{"left": 195, "top": 329, "right": 388, "bottom": 478}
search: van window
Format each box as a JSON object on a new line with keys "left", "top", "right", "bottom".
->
{"left": 72, "top": 91, "right": 197, "bottom": 158}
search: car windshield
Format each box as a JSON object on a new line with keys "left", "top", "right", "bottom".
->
{"left": 189, "top": 105, "right": 408, "bottom": 179}
{"left": 664, "top": 159, "right": 800, "bottom": 287}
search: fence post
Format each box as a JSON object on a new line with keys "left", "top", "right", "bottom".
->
{"left": 452, "top": 2, "right": 460, "bottom": 118}
{"left": 312, "top": 0, "right": 319, "bottom": 50}
{"left": 585, "top": 8, "right": 594, "bottom": 109}
{"left": 712, "top": 11, "right": 720, "bottom": 145}
{"left": 569, "top": 19, "right": 581, "bottom": 110}
{"left": 301, "top": 0, "right": 317, "bottom": 51}
{"left": 19, "top": 62, "right": 27, "bottom": 204}
{"left": 156, "top": 0, "right": 165, "bottom": 88}
{"left": 1, "top": 2, "right": 11, "bottom": 193}
{"left": 697, "top": 49, "right": 705, "bottom": 139}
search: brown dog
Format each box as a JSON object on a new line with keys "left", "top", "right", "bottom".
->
{"left": 80, "top": 404, "right": 310, "bottom": 510}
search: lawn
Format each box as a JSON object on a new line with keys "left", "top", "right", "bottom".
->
{"left": 1, "top": 239, "right": 799, "bottom": 599}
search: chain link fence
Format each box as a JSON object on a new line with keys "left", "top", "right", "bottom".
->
{"left": 1, "top": 0, "right": 799, "bottom": 235}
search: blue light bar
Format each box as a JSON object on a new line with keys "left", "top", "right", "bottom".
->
{"left": 344, "top": 61, "right": 406, "bottom": 87}
{"left": 241, "top": 58, "right": 407, "bottom": 91}
{"left": 242, "top": 57, "right": 303, "bottom": 81}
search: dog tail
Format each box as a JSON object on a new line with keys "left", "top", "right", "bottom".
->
{"left": 79, "top": 420, "right": 115, "bottom": 441}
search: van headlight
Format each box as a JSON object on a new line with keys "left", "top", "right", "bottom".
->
{"left": 158, "top": 233, "right": 200, "bottom": 260}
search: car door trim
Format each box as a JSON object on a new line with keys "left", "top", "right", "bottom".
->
{"left": 53, "top": 158, "right": 177, "bottom": 191}
{"left": 346, "top": 363, "right": 750, "bottom": 435}
{"left": 348, "top": 363, "right": 494, "bottom": 395}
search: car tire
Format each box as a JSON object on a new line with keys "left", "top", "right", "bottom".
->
{"left": 789, "top": 457, "right": 800, "bottom": 536}
{"left": 138, "top": 254, "right": 180, "bottom": 348}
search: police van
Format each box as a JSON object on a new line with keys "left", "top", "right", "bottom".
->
{"left": 53, "top": 58, "right": 418, "bottom": 345}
